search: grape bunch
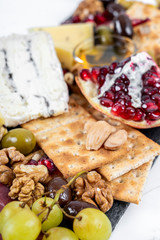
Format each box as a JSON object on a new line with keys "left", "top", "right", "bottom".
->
{"left": 0, "top": 172, "right": 112, "bottom": 240}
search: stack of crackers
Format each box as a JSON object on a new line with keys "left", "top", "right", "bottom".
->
{"left": 22, "top": 94, "right": 160, "bottom": 205}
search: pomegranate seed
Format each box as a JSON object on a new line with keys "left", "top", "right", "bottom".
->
{"left": 80, "top": 69, "right": 91, "bottom": 81}
{"left": 142, "top": 94, "right": 150, "bottom": 102}
{"left": 131, "top": 18, "right": 150, "bottom": 27}
{"left": 27, "top": 159, "right": 38, "bottom": 166}
{"left": 97, "top": 75, "right": 105, "bottom": 88}
{"left": 104, "top": 90, "right": 114, "bottom": 100}
{"left": 100, "top": 97, "right": 113, "bottom": 107}
{"left": 111, "top": 102, "right": 125, "bottom": 116}
{"left": 115, "top": 91, "right": 125, "bottom": 100}
{"left": 100, "top": 66, "right": 109, "bottom": 76}
{"left": 133, "top": 108, "right": 146, "bottom": 121}
{"left": 94, "top": 13, "right": 107, "bottom": 25}
{"left": 143, "top": 78, "right": 156, "bottom": 86}
{"left": 122, "top": 106, "right": 135, "bottom": 120}
{"left": 71, "top": 15, "right": 81, "bottom": 23}
{"left": 143, "top": 87, "right": 158, "bottom": 95}
{"left": 38, "top": 158, "right": 55, "bottom": 173}
{"left": 115, "top": 78, "right": 123, "bottom": 85}
{"left": 84, "top": 14, "right": 94, "bottom": 23}
{"left": 141, "top": 100, "right": 158, "bottom": 113}
{"left": 91, "top": 67, "right": 100, "bottom": 83}
{"left": 146, "top": 111, "right": 160, "bottom": 121}
{"left": 109, "top": 62, "right": 118, "bottom": 74}
{"left": 151, "top": 93, "right": 160, "bottom": 102}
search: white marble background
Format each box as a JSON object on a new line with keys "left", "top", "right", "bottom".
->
{"left": 0, "top": 0, "right": 160, "bottom": 239}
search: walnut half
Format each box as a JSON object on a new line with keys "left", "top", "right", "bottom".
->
{"left": 0, "top": 165, "right": 14, "bottom": 186}
{"left": 74, "top": 171, "right": 113, "bottom": 212}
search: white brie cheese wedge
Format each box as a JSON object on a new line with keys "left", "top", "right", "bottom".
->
{"left": 0, "top": 32, "right": 69, "bottom": 127}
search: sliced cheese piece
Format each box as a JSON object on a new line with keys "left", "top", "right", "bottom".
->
{"left": 0, "top": 32, "right": 69, "bottom": 127}
{"left": 31, "top": 23, "right": 94, "bottom": 70}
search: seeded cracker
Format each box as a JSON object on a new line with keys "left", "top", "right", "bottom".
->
{"left": 22, "top": 98, "right": 160, "bottom": 183}
{"left": 107, "top": 160, "right": 153, "bottom": 204}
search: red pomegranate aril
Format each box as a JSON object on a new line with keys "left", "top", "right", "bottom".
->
{"left": 104, "top": 90, "right": 115, "bottom": 100}
{"left": 72, "top": 15, "right": 81, "bottom": 23}
{"left": 115, "top": 78, "right": 123, "bottom": 85}
{"left": 111, "top": 102, "right": 125, "bottom": 116}
{"left": 115, "top": 91, "right": 125, "bottom": 100}
{"left": 97, "top": 74, "right": 105, "bottom": 88}
{"left": 122, "top": 106, "right": 135, "bottom": 120}
{"left": 80, "top": 69, "right": 92, "bottom": 81}
{"left": 131, "top": 18, "right": 150, "bottom": 27}
{"left": 91, "top": 67, "right": 100, "bottom": 83}
{"left": 84, "top": 14, "right": 94, "bottom": 23}
{"left": 109, "top": 62, "right": 118, "bottom": 74}
{"left": 100, "top": 97, "right": 113, "bottom": 107}
{"left": 100, "top": 66, "right": 109, "bottom": 76}
{"left": 141, "top": 100, "right": 158, "bottom": 113}
{"left": 27, "top": 159, "right": 38, "bottom": 166}
{"left": 146, "top": 111, "right": 160, "bottom": 121}
{"left": 151, "top": 93, "right": 160, "bottom": 102}
{"left": 94, "top": 13, "right": 107, "bottom": 25}
{"left": 142, "top": 94, "right": 150, "bottom": 102}
{"left": 143, "top": 78, "right": 156, "bottom": 86}
{"left": 38, "top": 158, "right": 56, "bottom": 174}
{"left": 133, "top": 108, "right": 146, "bottom": 121}
{"left": 143, "top": 87, "right": 158, "bottom": 95}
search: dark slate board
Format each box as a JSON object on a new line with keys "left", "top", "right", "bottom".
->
{"left": 102, "top": 127, "right": 160, "bottom": 230}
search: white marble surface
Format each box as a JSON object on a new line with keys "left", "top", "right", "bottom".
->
{"left": 0, "top": 0, "right": 160, "bottom": 239}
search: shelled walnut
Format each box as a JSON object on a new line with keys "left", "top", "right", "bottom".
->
{"left": 0, "top": 165, "right": 14, "bottom": 185}
{"left": 73, "top": 0, "right": 104, "bottom": 20}
{"left": 9, "top": 164, "right": 49, "bottom": 206}
{"left": 74, "top": 171, "right": 113, "bottom": 212}
{"left": 9, "top": 176, "right": 44, "bottom": 206}
{"left": 0, "top": 147, "right": 25, "bottom": 165}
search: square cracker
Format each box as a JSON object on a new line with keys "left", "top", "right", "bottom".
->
{"left": 23, "top": 98, "right": 130, "bottom": 178}
{"left": 71, "top": 94, "right": 160, "bottom": 181}
{"left": 107, "top": 160, "right": 153, "bottom": 204}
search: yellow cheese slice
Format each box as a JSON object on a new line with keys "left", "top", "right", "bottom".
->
{"left": 31, "top": 23, "right": 94, "bottom": 70}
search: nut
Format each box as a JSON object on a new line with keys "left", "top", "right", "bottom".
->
{"left": 86, "top": 121, "right": 116, "bottom": 150}
{"left": 74, "top": 171, "right": 113, "bottom": 212}
{"left": 13, "top": 164, "right": 49, "bottom": 183}
{"left": 73, "top": 0, "right": 104, "bottom": 20}
{"left": 0, "top": 149, "right": 9, "bottom": 165}
{"left": 9, "top": 176, "right": 44, "bottom": 206}
{"left": 0, "top": 165, "right": 14, "bottom": 185}
{"left": 64, "top": 72, "right": 74, "bottom": 85}
{"left": 104, "top": 129, "right": 127, "bottom": 150}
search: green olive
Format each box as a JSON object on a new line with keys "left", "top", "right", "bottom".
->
{"left": 95, "top": 26, "right": 113, "bottom": 45}
{"left": 1, "top": 128, "right": 36, "bottom": 155}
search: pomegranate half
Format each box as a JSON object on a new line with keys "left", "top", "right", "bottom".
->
{"left": 76, "top": 52, "right": 160, "bottom": 129}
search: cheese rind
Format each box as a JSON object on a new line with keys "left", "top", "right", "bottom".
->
{"left": 32, "top": 23, "right": 94, "bottom": 70}
{"left": 0, "top": 32, "right": 69, "bottom": 127}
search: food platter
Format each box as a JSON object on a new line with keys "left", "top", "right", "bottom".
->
{"left": 2, "top": 0, "right": 160, "bottom": 240}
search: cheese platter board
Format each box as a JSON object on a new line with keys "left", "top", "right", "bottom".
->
{"left": 0, "top": 0, "right": 160, "bottom": 240}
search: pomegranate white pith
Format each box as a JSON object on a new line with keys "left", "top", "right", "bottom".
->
{"left": 76, "top": 52, "right": 160, "bottom": 129}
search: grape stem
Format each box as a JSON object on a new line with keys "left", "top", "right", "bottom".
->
{"left": 37, "top": 171, "right": 86, "bottom": 221}
{"left": 56, "top": 202, "right": 80, "bottom": 220}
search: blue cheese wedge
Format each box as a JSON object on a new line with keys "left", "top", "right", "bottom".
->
{"left": 0, "top": 32, "right": 69, "bottom": 127}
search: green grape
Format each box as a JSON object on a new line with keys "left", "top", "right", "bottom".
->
{"left": 73, "top": 208, "right": 112, "bottom": 240}
{"left": 1, "top": 128, "right": 36, "bottom": 155}
{"left": 42, "top": 227, "right": 79, "bottom": 240}
{"left": 1, "top": 208, "right": 41, "bottom": 240}
{"left": 32, "top": 197, "right": 63, "bottom": 232}
{"left": 0, "top": 201, "right": 29, "bottom": 233}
